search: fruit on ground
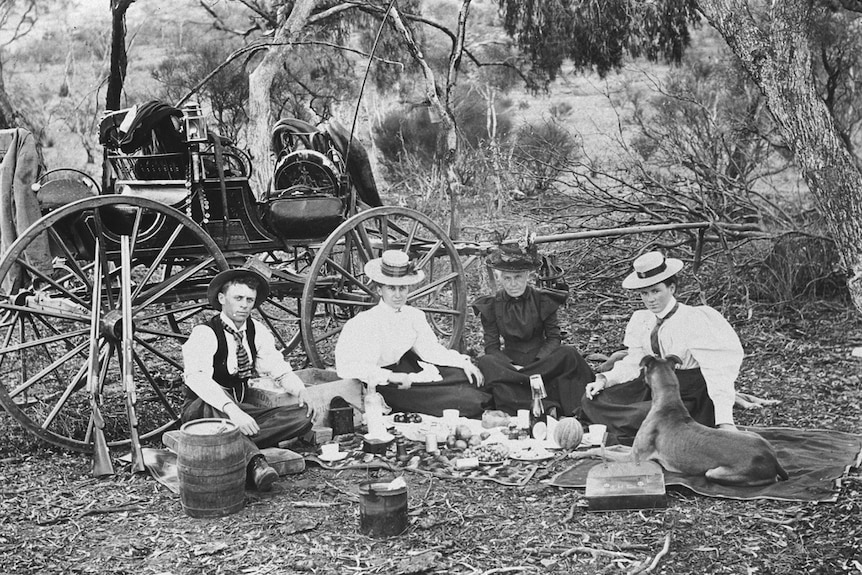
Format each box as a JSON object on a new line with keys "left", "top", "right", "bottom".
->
{"left": 554, "top": 417, "right": 583, "bottom": 449}
{"left": 455, "top": 424, "right": 473, "bottom": 440}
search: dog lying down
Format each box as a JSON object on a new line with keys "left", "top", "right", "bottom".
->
{"left": 573, "top": 356, "right": 789, "bottom": 486}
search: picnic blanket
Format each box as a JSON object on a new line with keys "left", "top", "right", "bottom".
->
{"left": 548, "top": 427, "right": 862, "bottom": 502}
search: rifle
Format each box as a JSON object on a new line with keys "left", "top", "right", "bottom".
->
{"left": 88, "top": 238, "right": 114, "bottom": 477}
{"left": 121, "top": 235, "right": 146, "bottom": 472}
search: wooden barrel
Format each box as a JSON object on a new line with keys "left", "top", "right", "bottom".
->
{"left": 177, "top": 419, "right": 246, "bottom": 518}
{"left": 358, "top": 480, "right": 408, "bottom": 537}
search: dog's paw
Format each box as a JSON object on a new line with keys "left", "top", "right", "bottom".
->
{"left": 735, "top": 393, "right": 781, "bottom": 410}
{"left": 567, "top": 449, "right": 601, "bottom": 460}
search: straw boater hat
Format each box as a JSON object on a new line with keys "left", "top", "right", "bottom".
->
{"left": 621, "top": 251, "right": 684, "bottom": 290}
{"left": 207, "top": 267, "right": 270, "bottom": 310}
{"left": 485, "top": 242, "right": 542, "bottom": 272}
{"left": 365, "top": 250, "right": 425, "bottom": 286}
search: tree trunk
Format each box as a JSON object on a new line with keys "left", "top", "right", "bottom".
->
{"left": 106, "top": 0, "right": 135, "bottom": 111}
{"left": 698, "top": 0, "right": 862, "bottom": 313}
{"left": 247, "top": 0, "right": 318, "bottom": 196}
{"left": 389, "top": 2, "right": 470, "bottom": 239}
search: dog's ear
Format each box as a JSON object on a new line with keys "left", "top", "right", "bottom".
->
{"left": 639, "top": 355, "right": 656, "bottom": 369}
{"left": 665, "top": 355, "right": 682, "bottom": 368}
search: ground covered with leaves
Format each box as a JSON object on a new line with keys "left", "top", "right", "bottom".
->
{"left": 1, "top": 300, "right": 860, "bottom": 575}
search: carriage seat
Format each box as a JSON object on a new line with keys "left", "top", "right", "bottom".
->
{"left": 117, "top": 182, "right": 188, "bottom": 209}
{"left": 33, "top": 178, "right": 98, "bottom": 212}
{"left": 262, "top": 189, "right": 345, "bottom": 240}
{"left": 262, "top": 149, "right": 346, "bottom": 240}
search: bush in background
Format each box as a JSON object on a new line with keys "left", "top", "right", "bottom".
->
{"left": 374, "top": 82, "right": 515, "bottom": 167}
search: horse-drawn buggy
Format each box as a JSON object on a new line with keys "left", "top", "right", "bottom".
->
{"left": 0, "top": 102, "right": 469, "bottom": 454}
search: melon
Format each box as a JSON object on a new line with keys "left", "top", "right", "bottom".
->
{"left": 554, "top": 418, "right": 583, "bottom": 450}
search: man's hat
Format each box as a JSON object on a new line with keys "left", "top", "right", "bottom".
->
{"left": 364, "top": 250, "right": 425, "bottom": 286}
{"left": 485, "top": 242, "right": 542, "bottom": 272}
{"left": 207, "top": 267, "right": 270, "bottom": 310}
{"left": 621, "top": 251, "right": 684, "bottom": 290}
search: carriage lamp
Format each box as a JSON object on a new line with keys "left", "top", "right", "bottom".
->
{"left": 182, "top": 103, "right": 208, "bottom": 143}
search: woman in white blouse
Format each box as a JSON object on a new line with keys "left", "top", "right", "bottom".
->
{"left": 335, "top": 250, "right": 490, "bottom": 417}
{"left": 582, "top": 251, "right": 743, "bottom": 445}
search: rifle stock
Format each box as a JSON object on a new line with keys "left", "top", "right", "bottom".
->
{"left": 121, "top": 236, "right": 146, "bottom": 472}
{"left": 88, "top": 237, "right": 114, "bottom": 477}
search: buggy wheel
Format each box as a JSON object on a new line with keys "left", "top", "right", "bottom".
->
{"left": 246, "top": 247, "right": 316, "bottom": 363}
{"left": 0, "top": 196, "right": 228, "bottom": 452}
{"left": 300, "top": 206, "right": 466, "bottom": 369}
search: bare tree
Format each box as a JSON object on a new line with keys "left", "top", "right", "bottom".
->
{"left": 246, "top": 0, "right": 319, "bottom": 194}
{"left": 106, "top": 0, "right": 135, "bottom": 111}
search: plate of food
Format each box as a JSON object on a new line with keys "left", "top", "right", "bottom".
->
{"left": 463, "top": 442, "right": 509, "bottom": 464}
{"left": 508, "top": 444, "right": 555, "bottom": 462}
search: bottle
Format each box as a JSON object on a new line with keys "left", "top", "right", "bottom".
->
{"left": 529, "top": 374, "right": 547, "bottom": 429}
{"left": 530, "top": 394, "right": 545, "bottom": 428}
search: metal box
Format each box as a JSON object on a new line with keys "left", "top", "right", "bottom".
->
{"left": 585, "top": 460, "right": 667, "bottom": 511}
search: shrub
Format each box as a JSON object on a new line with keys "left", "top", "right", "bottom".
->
{"left": 511, "top": 117, "right": 580, "bottom": 195}
{"left": 374, "top": 83, "right": 514, "bottom": 168}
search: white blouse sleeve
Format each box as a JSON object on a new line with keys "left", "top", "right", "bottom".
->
{"left": 408, "top": 307, "right": 471, "bottom": 370}
{"left": 603, "top": 311, "right": 651, "bottom": 386}
{"left": 335, "top": 313, "right": 392, "bottom": 386}
{"left": 683, "top": 307, "right": 743, "bottom": 426}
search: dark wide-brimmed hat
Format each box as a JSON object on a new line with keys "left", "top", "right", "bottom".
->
{"left": 364, "top": 250, "right": 425, "bottom": 286}
{"left": 207, "top": 267, "right": 270, "bottom": 310}
{"left": 621, "top": 251, "right": 684, "bottom": 290}
{"left": 485, "top": 242, "right": 542, "bottom": 272}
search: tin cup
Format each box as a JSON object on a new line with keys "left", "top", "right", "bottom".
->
{"left": 588, "top": 424, "right": 607, "bottom": 444}
{"left": 442, "top": 409, "right": 460, "bottom": 430}
{"left": 320, "top": 442, "right": 340, "bottom": 459}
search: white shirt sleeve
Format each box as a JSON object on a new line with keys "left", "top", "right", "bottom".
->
{"left": 251, "top": 319, "right": 304, "bottom": 391}
{"left": 182, "top": 324, "right": 234, "bottom": 410}
{"left": 408, "top": 307, "right": 471, "bottom": 370}
{"left": 335, "top": 312, "right": 392, "bottom": 387}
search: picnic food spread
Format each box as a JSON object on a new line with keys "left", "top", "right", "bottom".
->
{"left": 301, "top": 411, "right": 587, "bottom": 486}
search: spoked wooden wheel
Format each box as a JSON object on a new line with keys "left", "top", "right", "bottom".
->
{"left": 244, "top": 247, "right": 317, "bottom": 362}
{"left": 300, "top": 206, "right": 467, "bottom": 368}
{"left": 0, "top": 196, "right": 228, "bottom": 452}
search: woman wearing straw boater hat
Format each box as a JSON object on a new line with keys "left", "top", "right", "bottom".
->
{"left": 582, "top": 251, "right": 744, "bottom": 446}
{"left": 335, "top": 250, "right": 491, "bottom": 417}
{"left": 181, "top": 266, "right": 315, "bottom": 491}
{"left": 472, "top": 242, "right": 594, "bottom": 418}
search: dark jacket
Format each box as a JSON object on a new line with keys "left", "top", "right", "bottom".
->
{"left": 471, "top": 286, "right": 567, "bottom": 366}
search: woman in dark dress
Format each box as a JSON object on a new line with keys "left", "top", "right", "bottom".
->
{"left": 472, "top": 243, "right": 594, "bottom": 418}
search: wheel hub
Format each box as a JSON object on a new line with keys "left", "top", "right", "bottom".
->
{"left": 101, "top": 309, "right": 133, "bottom": 341}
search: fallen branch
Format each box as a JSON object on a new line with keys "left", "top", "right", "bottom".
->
{"left": 628, "top": 532, "right": 672, "bottom": 574}
{"left": 36, "top": 503, "right": 144, "bottom": 526}
{"left": 290, "top": 501, "right": 347, "bottom": 508}
{"left": 561, "top": 546, "right": 638, "bottom": 560}
{"left": 480, "top": 567, "right": 538, "bottom": 575}
{"left": 563, "top": 501, "right": 578, "bottom": 523}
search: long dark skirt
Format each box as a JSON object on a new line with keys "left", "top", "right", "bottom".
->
{"left": 182, "top": 396, "right": 313, "bottom": 450}
{"left": 376, "top": 351, "right": 493, "bottom": 418}
{"left": 580, "top": 368, "right": 715, "bottom": 446}
{"left": 476, "top": 346, "right": 594, "bottom": 418}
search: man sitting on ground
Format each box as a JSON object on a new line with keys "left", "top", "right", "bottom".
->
{"left": 182, "top": 266, "right": 314, "bottom": 491}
